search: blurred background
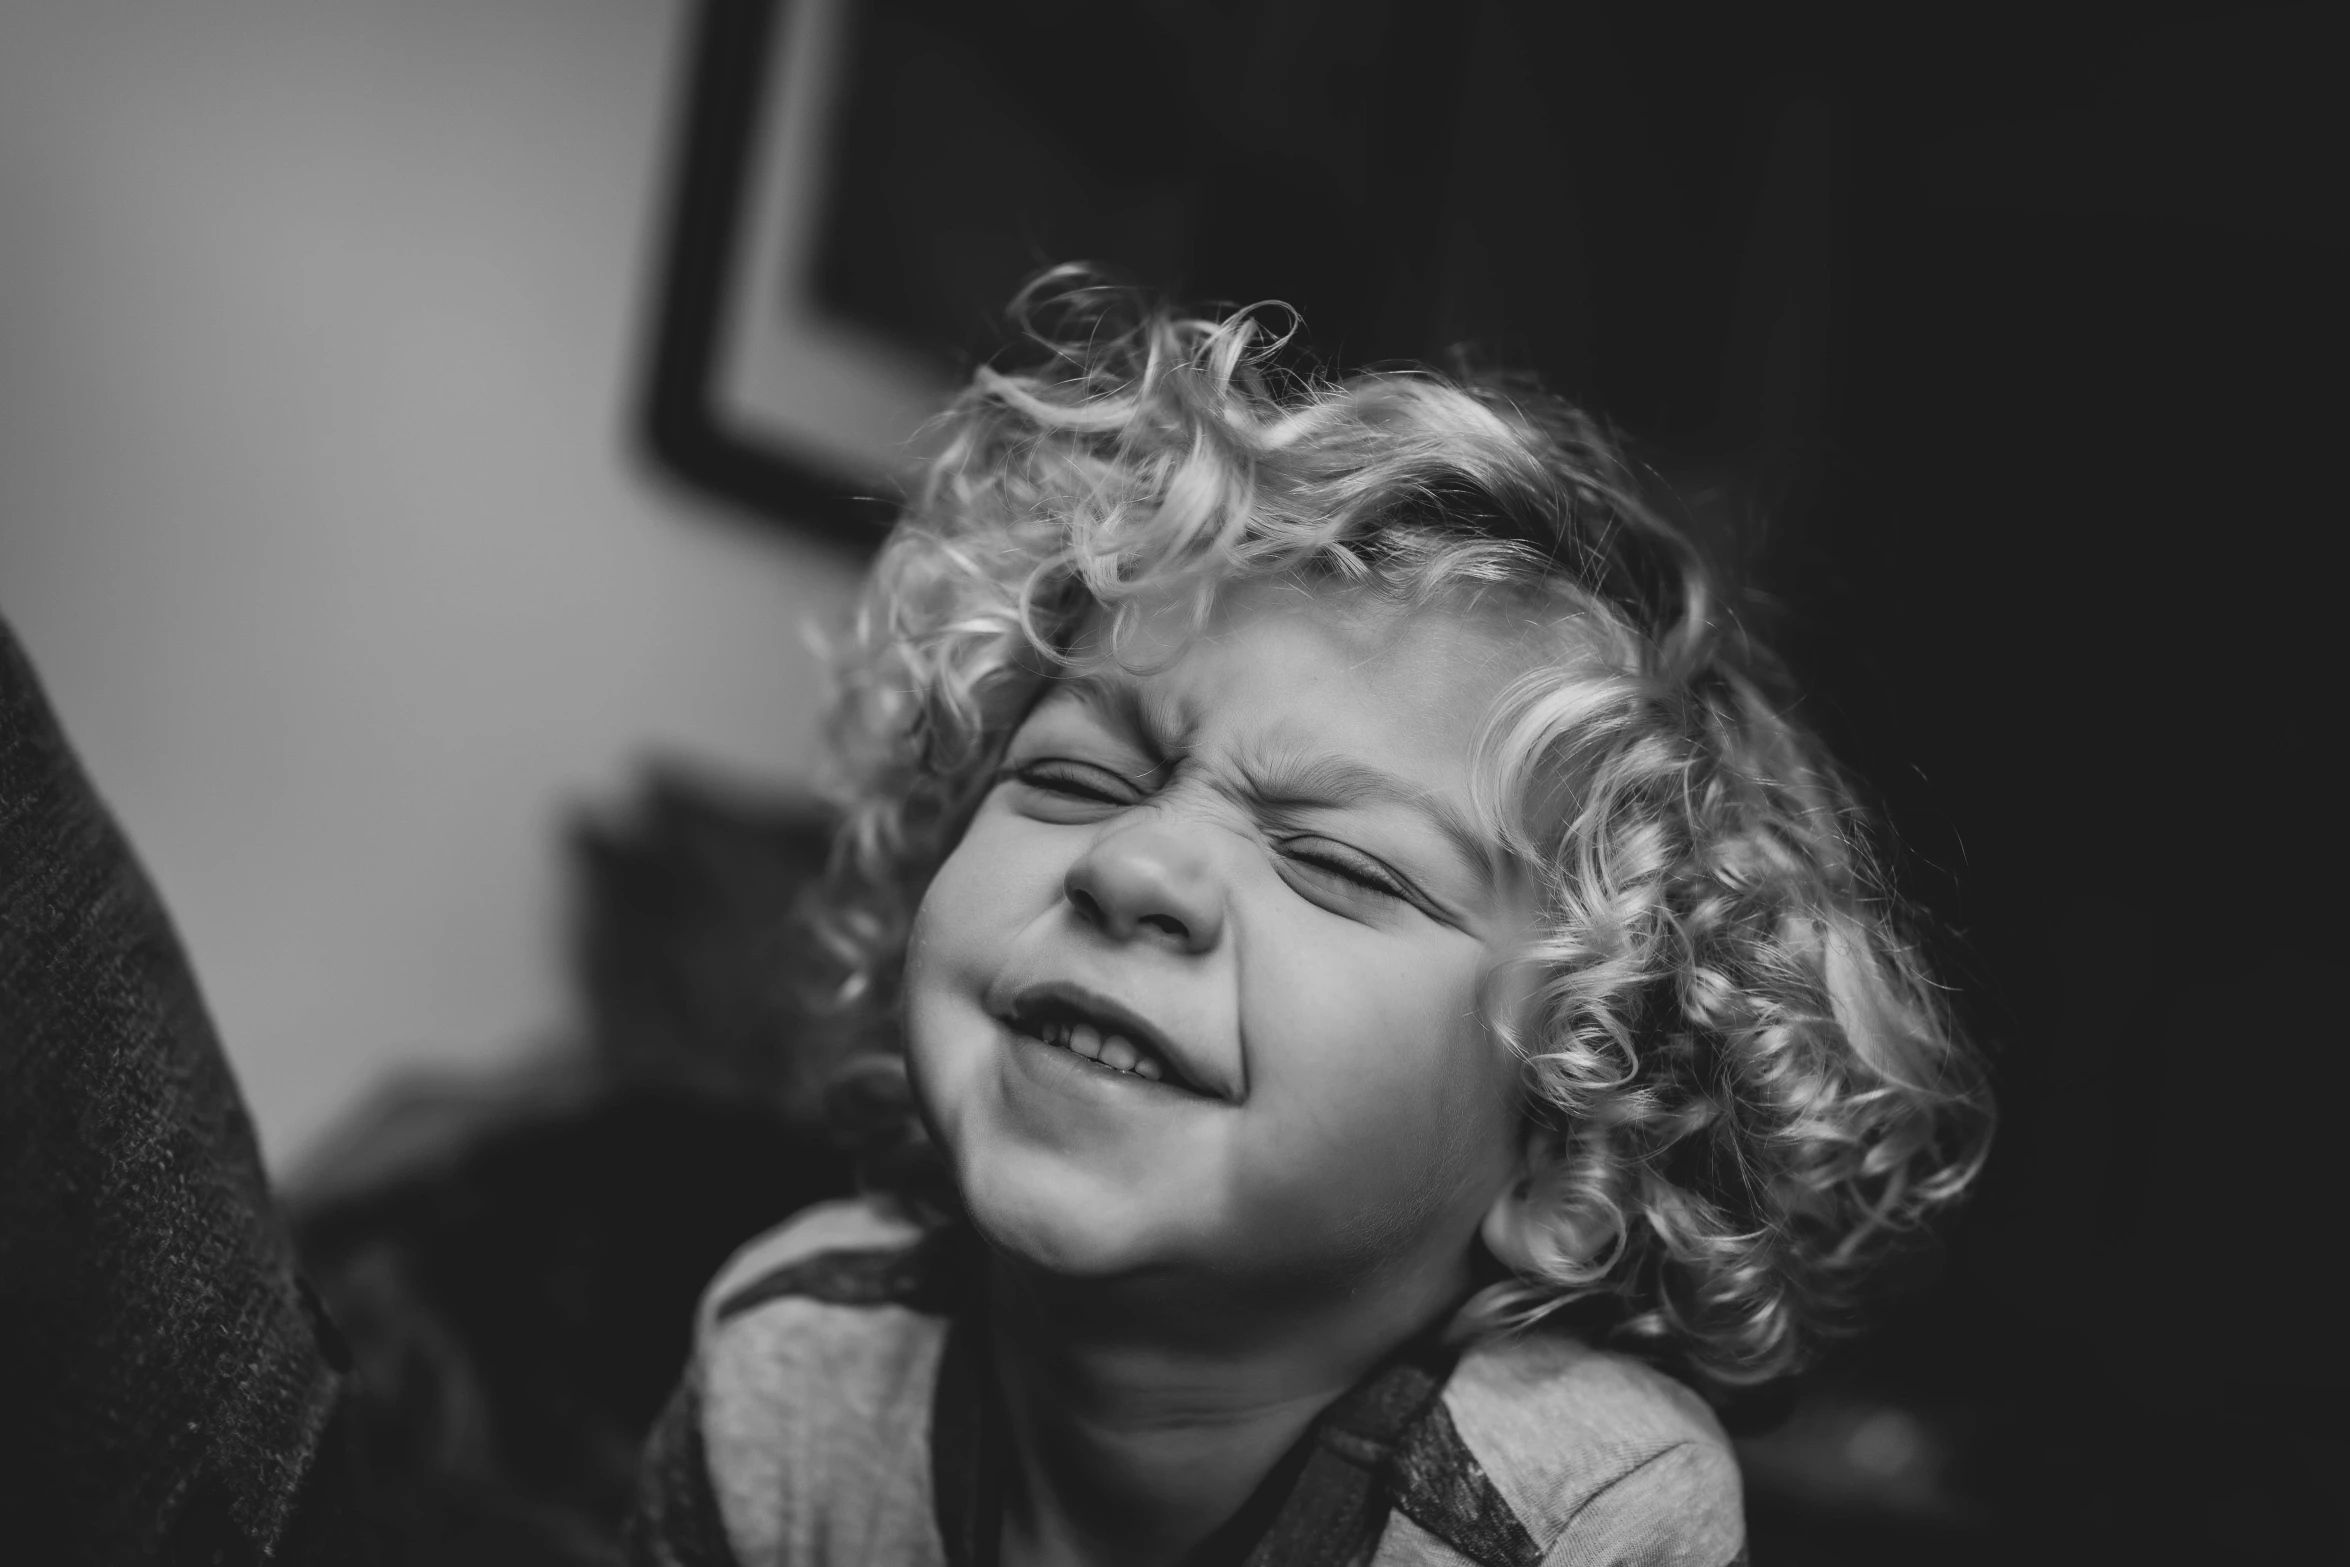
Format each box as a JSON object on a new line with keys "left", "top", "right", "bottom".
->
{"left": 2, "top": 0, "right": 2341, "bottom": 1561}
{"left": 0, "top": 0, "right": 865, "bottom": 1172}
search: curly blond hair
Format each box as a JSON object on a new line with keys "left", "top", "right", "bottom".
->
{"left": 807, "top": 270, "right": 1989, "bottom": 1388}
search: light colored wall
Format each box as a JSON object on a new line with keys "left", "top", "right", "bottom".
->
{"left": 0, "top": 0, "right": 861, "bottom": 1169}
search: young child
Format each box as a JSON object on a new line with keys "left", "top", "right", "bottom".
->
{"left": 624, "top": 275, "right": 1990, "bottom": 1567}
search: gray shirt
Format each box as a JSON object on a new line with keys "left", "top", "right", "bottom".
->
{"left": 628, "top": 1197, "right": 1746, "bottom": 1567}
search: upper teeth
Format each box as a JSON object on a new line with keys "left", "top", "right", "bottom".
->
{"left": 1039, "top": 1019, "right": 1165, "bottom": 1081}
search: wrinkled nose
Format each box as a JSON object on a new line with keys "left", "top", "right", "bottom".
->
{"left": 1063, "top": 824, "right": 1224, "bottom": 954}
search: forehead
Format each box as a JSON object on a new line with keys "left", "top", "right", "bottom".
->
{"left": 1053, "top": 577, "right": 1550, "bottom": 772}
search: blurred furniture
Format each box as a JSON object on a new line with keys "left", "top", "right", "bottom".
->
{"left": 284, "top": 773, "right": 857, "bottom": 1563}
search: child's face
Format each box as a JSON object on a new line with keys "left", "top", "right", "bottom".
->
{"left": 903, "top": 577, "right": 1545, "bottom": 1312}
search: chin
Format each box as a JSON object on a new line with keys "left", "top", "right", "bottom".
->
{"left": 955, "top": 1146, "right": 1173, "bottom": 1281}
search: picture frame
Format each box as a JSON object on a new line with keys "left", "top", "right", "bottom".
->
{"left": 640, "top": 0, "right": 955, "bottom": 553}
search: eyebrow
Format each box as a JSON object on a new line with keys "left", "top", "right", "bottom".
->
{"left": 1053, "top": 674, "right": 1501, "bottom": 891}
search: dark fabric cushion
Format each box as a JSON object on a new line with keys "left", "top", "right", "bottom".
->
{"left": 0, "top": 616, "right": 343, "bottom": 1564}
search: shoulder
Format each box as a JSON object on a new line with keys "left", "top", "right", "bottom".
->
{"left": 690, "top": 1197, "right": 952, "bottom": 1567}
{"left": 698, "top": 1192, "right": 932, "bottom": 1328}
{"left": 1403, "top": 1333, "right": 1744, "bottom": 1567}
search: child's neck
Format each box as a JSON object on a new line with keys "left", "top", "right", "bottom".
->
{"left": 984, "top": 1251, "right": 1470, "bottom": 1567}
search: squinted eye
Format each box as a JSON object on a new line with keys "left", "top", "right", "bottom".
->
{"left": 1278, "top": 837, "right": 1412, "bottom": 902}
{"left": 1004, "top": 759, "right": 1141, "bottom": 808}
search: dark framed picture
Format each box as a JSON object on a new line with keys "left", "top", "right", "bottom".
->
{"left": 639, "top": 0, "right": 1502, "bottom": 553}
{"left": 642, "top": 0, "right": 955, "bottom": 550}
{"left": 641, "top": 1, "right": 1839, "bottom": 561}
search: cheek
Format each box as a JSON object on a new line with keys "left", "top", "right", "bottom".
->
{"left": 904, "top": 808, "right": 1071, "bottom": 1073}
{"left": 911, "top": 808, "right": 1057, "bottom": 966}
{"left": 904, "top": 822, "right": 1000, "bottom": 1055}
{"left": 1235, "top": 930, "right": 1518, "bottom": 1248}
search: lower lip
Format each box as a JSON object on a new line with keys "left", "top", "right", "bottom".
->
{"left": 1001, "top": 1024, "right": 1204, "bottom": 1102}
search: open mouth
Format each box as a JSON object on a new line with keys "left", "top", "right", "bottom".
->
{"left": 1003, "top": 983, "right": 1208, "bottom": 1096}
